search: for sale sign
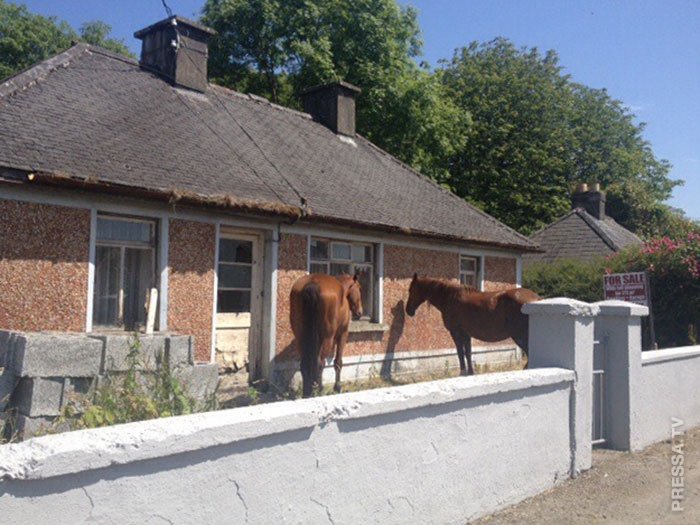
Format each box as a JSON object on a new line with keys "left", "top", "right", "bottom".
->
{"left": 603, "top": 271, "right": 649, "bottom": 306}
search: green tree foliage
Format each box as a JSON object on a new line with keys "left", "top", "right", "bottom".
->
{"left": 78, "top": 20, "right": 132, "bottom": 57}
{"left": 440, "top": 38, "right": 681, "bottom": 235}
{"left": 0, "top": 1, "right": 133, "bottom": 80}
{"left": 202, "top": 0, "right": 469, "bottom": 181}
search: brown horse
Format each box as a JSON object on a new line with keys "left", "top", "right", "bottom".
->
{"left": 290, "top": 273, "right": 363, "bottom": 397}
{"left": 405, "top": 274, "right": 540, "bottom": 375}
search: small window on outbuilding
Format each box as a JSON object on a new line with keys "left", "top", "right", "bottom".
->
{"left": 93, "top": 215, "right": 157, "bottom": 330}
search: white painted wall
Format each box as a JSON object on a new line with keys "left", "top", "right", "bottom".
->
{"left": 0, "top": 369, "right": 574, "bottom": 524}
{"left": 635, "top": 346, "right": 700, "bottom": 449}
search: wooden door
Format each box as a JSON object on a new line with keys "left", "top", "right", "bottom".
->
{"left": 215, "top": 231, "right": 263, "bottom": 378}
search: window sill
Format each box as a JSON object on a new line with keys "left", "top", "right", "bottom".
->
{"left": 349, "top": 320, "right": 389, "bottom": 333}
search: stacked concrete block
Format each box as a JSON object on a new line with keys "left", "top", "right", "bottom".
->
{"left": 1, "top": 332, "right": 219, "bottom": 439}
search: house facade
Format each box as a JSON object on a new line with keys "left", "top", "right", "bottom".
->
{"left": 0, "top": 16, "right": 537, "bottom": 385}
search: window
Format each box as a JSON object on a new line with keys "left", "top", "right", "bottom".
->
{"left": 217, "top": 238, "right": 253, "bottom": 313}
{"left": 309, "top": 238, "right": 375, "bottom": 320}
{"left": 460, "top": 255, "right": 481, "bottom": 289}
{"left": 93, "top": 215, "right": 157, "bottom": 330}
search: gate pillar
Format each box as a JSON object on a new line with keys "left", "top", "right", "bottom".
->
{"left": 593, "top": 300, "right": 648, "bottom": 452}
{"left": 523, "top": 298, "right": 599, "bottom": 475}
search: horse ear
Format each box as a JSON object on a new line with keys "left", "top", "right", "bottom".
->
{"left": 412, "top": 272, "right": 418, "bottom": 281}
{"left": 353, "top": 273, "right": 359, "bottom": 283}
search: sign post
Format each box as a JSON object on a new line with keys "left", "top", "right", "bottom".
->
{"left": 603, "top": 271, "right": 656, "bottom": 349}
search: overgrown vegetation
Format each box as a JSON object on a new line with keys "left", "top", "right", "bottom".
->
{"left": 58, "top": 335, "right": 216, "bottom": 431}
{"left": 525, "top": 232, "right": 700, "bottom": 348}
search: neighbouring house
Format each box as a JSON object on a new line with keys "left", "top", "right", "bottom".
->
{"left": 0, "top": 16, "right": 538, "bottom": 386}
{"left": 523, "top": 184, "right": 642, "bottom": 267}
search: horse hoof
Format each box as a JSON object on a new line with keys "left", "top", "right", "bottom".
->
{"left": 460, "top": 370, "right": 468, "bottom": 377}
{"left": 334, "top": 384, "right": 342, "bottom": 393}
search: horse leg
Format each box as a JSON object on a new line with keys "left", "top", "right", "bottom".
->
{"left": 316, "top": 337, "right": 333, "bottom": 393}
{"left": 464, "top": 335, "right": 474, "bottom": 376}
{"left": 333, "top": 331, "right": 348, "bottom": 393}
{"left": 450, "top": 330, "right": 468, "bottom": 376}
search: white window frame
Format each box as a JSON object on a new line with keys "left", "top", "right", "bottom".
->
{"left": 92, "top": 214, "right": 158, "bottom": 330}
{"left": 460, "top": 254, "right": 482, "bottom": 290}
{"left": 309, "top": 237, "right": 377, "bottom": 322}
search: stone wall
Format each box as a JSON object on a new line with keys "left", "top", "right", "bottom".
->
{"left": 168, "top": 219, "right": 216, "bottom": 363}
{"left": 0, "top": 331, "right": 217, "bottom": 439}
{"left": 0, "top": 198, "right": 90, "bottom": 333}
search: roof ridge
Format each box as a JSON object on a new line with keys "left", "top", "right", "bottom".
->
{"left": 355, "top": 134, "right": 536, "bottom": 247}
{"left": 209, "top": 83, "right": 312, "bottom": 121}
{"left": 0, "top": 44, "right": 90, "bottom": 99}
{"left": 574, "top": 208, "right": 618, "bottom": 250}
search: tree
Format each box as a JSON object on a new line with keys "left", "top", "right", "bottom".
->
{"left": 78, "top": 21, "right": 132, "bottom": 57}
{"left": 0, "top": 1, "right": 133, "bottom": 80}
{"left": 0, "top": 0, "right": 74, "bottom": 78}
{"left": 440, "top": 38, "right": 681, "bottom": 235}
{"left": 202, "top": 0, "right": 469, "bottom": 182}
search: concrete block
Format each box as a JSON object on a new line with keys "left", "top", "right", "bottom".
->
{"left": 11, "top": 333, "right": 103, "bottom": 377}
{"left": 91, "top": 334, "right": 170, "bottom": 372}
{"left": 0, "top": 330, "right": 12, "bottom": 367}
{"left": 15, "top": 414, "right": 68, "bottom": 439}
{"left": 167, "top": 336, "right": 193, "bottom": 367}
{"left": 13, "top": 377, "right": 65, "bottom": 417}
{"left": 175, "top": 364, "right": 219, "bottom": 403}
{"left": 0, "top": 368, "right": 18, "bottom": 412}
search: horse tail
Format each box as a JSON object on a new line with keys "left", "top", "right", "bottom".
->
{"left": 300, "top": 282, "right": 323, "bottom": 396}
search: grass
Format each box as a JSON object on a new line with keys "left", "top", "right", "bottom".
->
{"left": 217, "top": 357, "right": 527, "bottom": 408}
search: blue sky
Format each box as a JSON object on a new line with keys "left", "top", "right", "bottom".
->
{"left": 16, "top": 0, "right": 700, "bottom": 219}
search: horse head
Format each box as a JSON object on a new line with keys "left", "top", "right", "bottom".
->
{"left": 405, "top": 273, "right": 425, "bottom": 317}
{"left": 339, "top": 274, "right": 363, "bottom": 319}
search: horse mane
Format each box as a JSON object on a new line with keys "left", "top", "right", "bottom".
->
{"left": 417, "top": 277, "right": 479, "bottom": 299}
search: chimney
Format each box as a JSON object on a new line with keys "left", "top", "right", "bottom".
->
{"left": 134, "top": 16, "right": 215, "bottom": 93}
{"left": 301, "top": 81, "right": 361, "bottom": 136}
{"left": 572, "top": 182, "right": 606, "bottom": 220}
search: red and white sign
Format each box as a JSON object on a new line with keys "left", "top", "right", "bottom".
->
{"left": 603, "top": 272, "right": 649, "bottom": 306}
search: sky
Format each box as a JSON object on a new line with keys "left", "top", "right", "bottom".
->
{"left": 15, "top": 0, "right": 700, "bottom": 220}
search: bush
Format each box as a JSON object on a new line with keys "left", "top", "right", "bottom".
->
{"left": 524, "top": 232, "right": 700, "bottom": 348}
{"left": 59, "top": 335, "right": 216, "bottom": 430}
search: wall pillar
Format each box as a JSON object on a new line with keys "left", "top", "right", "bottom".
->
{"left": 593, "top": 300, "right": 648, "bottom": 452}
{"left": 523, "top": 298, "right": 599, "bottom": 475}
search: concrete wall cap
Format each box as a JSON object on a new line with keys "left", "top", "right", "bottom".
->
{"left": 641, "top": 345, "right": 700, "bottom": 366}
{"left": 522, "top": 297, "right": 600, "bottom": 317}
{"left": 591, "top": 300, "right": 649, "bottom": 317}
{"left": 0, "top": 368, "right": 574, "bottom": 481}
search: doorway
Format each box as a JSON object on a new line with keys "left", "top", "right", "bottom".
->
{"left": 215, "top": 229, "right": 264, "bottom": 381}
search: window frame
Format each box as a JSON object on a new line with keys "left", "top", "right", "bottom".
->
{"left": 309, "top": 237, "right": 377, "bottom": 322}
{"left": 459, "top": 254, "right": 482, "bottom": 290}
{"left": 216, "top": 237, "right": 255, "bottom": 314}
{"left": 92, "top": 214, "right": 158, "bottom": 330}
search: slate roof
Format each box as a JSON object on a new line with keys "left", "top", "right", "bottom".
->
{"left": 523, "top": 208, "right": 642, "bottom": 264}
{"left": 0, "top": 44, "right": 536, "bottom": 252}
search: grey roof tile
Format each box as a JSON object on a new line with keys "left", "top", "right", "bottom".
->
{"left": 0, "top": 45, "right": 536, "bottom": 251}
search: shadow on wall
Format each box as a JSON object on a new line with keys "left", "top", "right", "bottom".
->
{"left": 271, "top": 300, "right": 407, "bottom": 389}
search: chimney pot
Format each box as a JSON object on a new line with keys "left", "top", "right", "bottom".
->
{"left": 134, "top": 16, "right": 215, "bottom": 93}
{"left": 301, "top": 81, "right": 361, "bottom": 136}
{"left": 572, "top": 184, "right": 606, "bottom": 220}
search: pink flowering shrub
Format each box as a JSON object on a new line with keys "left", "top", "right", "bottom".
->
{"left": 525, "top": 231, "right": 700, "bottom": 347}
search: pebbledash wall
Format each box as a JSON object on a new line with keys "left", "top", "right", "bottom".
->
{"left": 1, "top": 298, "right": 699, "bottom": 523}
{"left": 0, "top": 187, "right": 522, "bottom": 379}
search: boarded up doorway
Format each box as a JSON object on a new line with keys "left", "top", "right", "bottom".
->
{"left": 215, "top": 228, "right": 264, "bottom": 381}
